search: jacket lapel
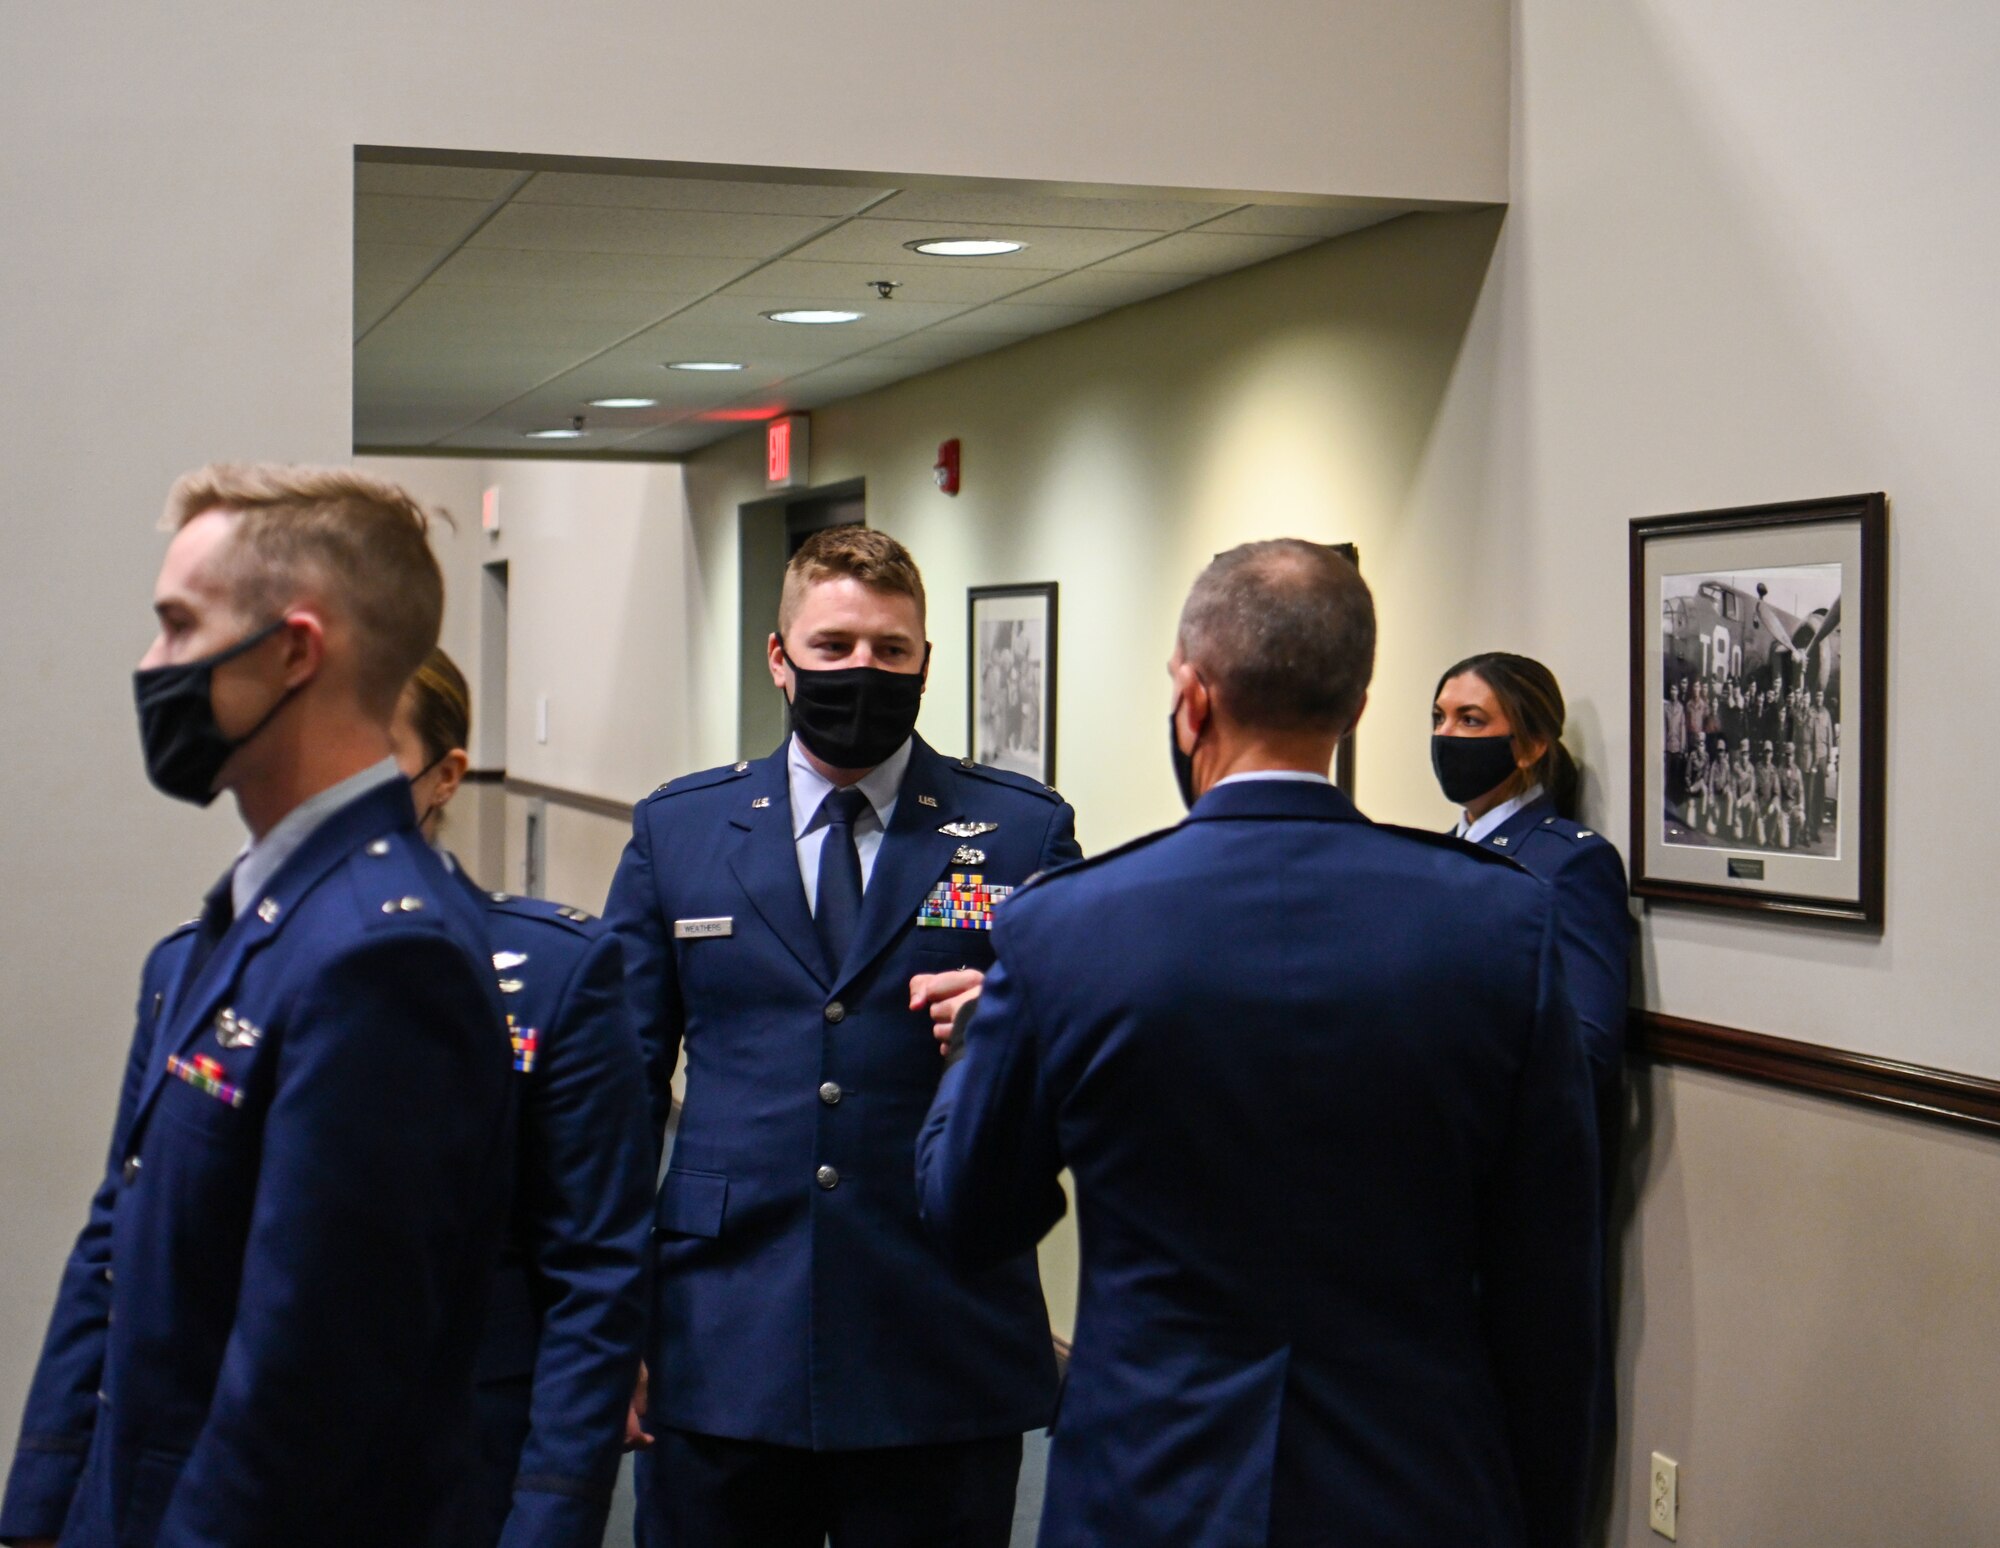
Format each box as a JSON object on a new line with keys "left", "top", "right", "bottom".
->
{"left": 723, "top": 751, "right": 831, "bottom": 988}
{"left": 832, "top": 738, "right": 960, "bottom": 995}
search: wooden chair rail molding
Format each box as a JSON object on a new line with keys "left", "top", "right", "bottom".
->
{"left": 1631, "top": 1011, "right": 2000, "bottom": 1137}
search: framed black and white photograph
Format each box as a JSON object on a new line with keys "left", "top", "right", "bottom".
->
{"left": 1630, "top": 493, "right": 1887, "bottom": 923}
{"left": 969, "top": 582, "right": 1057, "bottom": 785}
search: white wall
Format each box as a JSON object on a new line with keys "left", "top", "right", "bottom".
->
{"left": 1460, "top": 0, "right": 2000, "bottom": 1079}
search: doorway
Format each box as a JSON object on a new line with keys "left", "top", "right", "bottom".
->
{"left": 737, "top": 479, "right": 866, "bottom": 757}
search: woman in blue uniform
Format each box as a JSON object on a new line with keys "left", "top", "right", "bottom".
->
{"left": 389, "top": 650, "right": 655, "bottom": 1548}
{"left": 1432, "top": 650, "right": 1633, "bottom": 1503}
{"left": 1429, "top": 651, "right": 1632, "bottom": 1186}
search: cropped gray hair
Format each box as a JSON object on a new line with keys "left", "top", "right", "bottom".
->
{"left": 1177, "top": 540, "right": 1375, "bottom": 734}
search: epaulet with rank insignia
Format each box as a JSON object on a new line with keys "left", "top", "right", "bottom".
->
{"left": 950, "top": 756, "right": 1064, "bottom": 804}
{"left": 1381, "top": 823, "right": 1531, "bottom": 871}
{"left": 1534, "top": 814, "right": 1603, "bottom": 843}
{"left": 644, "top": 760, "right": 755, "bottom": 805}
{"left": 486, "top": 891, "right": 600, "bottom": 935}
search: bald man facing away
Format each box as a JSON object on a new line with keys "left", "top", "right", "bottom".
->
{"left": 918, "top": 540, "right": 1602, "bottom": 1548}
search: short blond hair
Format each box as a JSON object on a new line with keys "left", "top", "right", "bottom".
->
{"left": 163, "top": 463, "right": 447, "bottom": 717}
{"left": 778, "top": 526, "right": 926, "bottom": 636}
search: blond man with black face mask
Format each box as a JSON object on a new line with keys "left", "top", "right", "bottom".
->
{"left": 0, "top": 465, "right": 514, "bottom": 1548}
{"left": 605, "top": 526, "right": 1081, "bottom": 1548}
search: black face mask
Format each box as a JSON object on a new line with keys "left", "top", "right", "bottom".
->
{"left": 1169, "top": 695, "right": 1200, "bottom": 811}
{"left": 133, "top": 620, "right": 292, "bottom": 806}
{"left": 1431, "top": 732, "right": 1520, "bottom": 807}
{"left": 782, "top": 645, "right": 928, "bottom": 770}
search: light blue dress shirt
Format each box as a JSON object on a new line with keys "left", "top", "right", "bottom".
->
{"left": 231, "top": 758, "right": 403, "bottom": 916}
{"left": 787, "top": 735, "right": 913, "bottom": 915}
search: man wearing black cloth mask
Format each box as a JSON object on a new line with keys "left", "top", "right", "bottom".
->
{"left": 605, "top": 526, "right": 1080, "bottom": 1548}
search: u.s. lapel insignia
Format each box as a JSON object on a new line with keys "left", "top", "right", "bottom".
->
{"left": 939, "top": 820, "right": 999, "bottom": 839}
{"left": 751, "top": 796, "right": 772, "bottom": 809}
{"left": 952, "top": 845, "right": 987, "bottom": 865}
{"left": 917, "top": 794, "right": 939, "bottom": 808}
{"left": 494, "top": 950, "right": 528, "bottom": 971}
{"left": 214, "top": 1007, "right": 262, "bottom": 1050}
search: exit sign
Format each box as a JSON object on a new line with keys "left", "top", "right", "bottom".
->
{"left": 766, "top": 414, "right": 811, "bottom": 490}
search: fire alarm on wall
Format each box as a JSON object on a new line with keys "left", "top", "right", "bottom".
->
{"left": 933, "top": 438, "right": 961, "bottom": 495}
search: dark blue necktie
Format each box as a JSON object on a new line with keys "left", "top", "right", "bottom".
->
{"left": 814, "top": 787, "right": 869, "bottom": 972}
{"left": 185, "top": 868, "right": 236, "bottom": 980}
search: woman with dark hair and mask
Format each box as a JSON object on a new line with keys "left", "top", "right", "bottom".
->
{"left": 388, "top": 648, "right": 656, "bottom": 1548}
{"left": 1432, "top": 651, "right": 1632, "bottom": 1501}
{"left": 1429, "top": 651, "right": 1632, "bottom": 1183}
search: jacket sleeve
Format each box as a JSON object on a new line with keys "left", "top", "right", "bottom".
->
{"left": 603, "top": 808, "right": 684, "bottom": 1160}
{"left": 1037, "top": 800, "right": 1084, "bottom": 872}
{"left": 496, "top": 932, "right": 655, "bottom": 1548}
{"left": 155, "top": 930, "right": 512, "bottom": 1547}
{"left": 0, "top": 950, "right": 171, "bottom": 1543}
{"left": 1549, "top": 840, "right": 1633, "bottom": 1177}
{"left": 916, "top": 933, "right": 1069, "bottom": 1269}
{"left": 1479, "top": 904, "right": 1602, "bottom": 1548}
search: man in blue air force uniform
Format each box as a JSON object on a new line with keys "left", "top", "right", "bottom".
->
{"left": 0, "top": 466, "right": 515, "bottom": 1548}
{"left": 605, "top": 527, "right": 1080, "bottom": 1548}
{"left": 918, "top": 541, "right": 1603, "bottom": 1548}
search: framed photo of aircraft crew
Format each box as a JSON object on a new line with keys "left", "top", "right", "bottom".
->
{"left": 1630, "top": 492, "right": 1887, "bottom": 925}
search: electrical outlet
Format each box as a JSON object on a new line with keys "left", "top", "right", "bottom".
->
{"left": 1649, "top": 1452, "right": 1678, "bottom": 1540}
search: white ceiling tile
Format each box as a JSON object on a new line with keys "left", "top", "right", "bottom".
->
{"left": 426, "top": 247, "right": 751, "bottom": 294}
{"left": 931, "top": 301, "right": 1106, "bottom": 336}
{"left": 1094, "top": 231, "right": 1317, "bottom": 274}
{"left": 513, "top": 172, "right": 893, "bottom": 217}
{"left": 469, "top": 204, "right": 833, "bottom": 258}
{"left": 862, "top": 188, "right": 1234, "bottom": 232}
{"left": 354, "top": 243, "right": 441, "bottom": 332}
{"left": 610, "top": 423, "right": 736, "bottom": 455}
{"left": 1002, "top": 268, "right": 1203, "bottom": 309}
{"left": 722, "top": 258, "right": 1063, "bottom": 307}
{"left": 661, "top": 291, "right": 971, "bottom": 336}
{"left": 786, "top": 220, "right": 1156, "bottom": 269}
{"left": 355, "top": 194, "right": 495, "bottom": 248}
{"left": 1187, "top": 201, "right": 1407, "bottom": 239}
{"left": 355, "top": 163, "right": 523, "bottom": 201}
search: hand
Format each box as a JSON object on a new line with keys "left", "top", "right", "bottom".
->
{"left": 623, "top": 1362, "right": 654, "bottom": 1452}
{"left": 910, "top": 969, "right": 985, "bottom": 1055}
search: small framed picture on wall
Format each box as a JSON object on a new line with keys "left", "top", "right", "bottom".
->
{"left": 1629, "top": 492, "right": 1887, "bottom": 924}
{"left": 968, "top": 583, "right": 1058, "bottom": 786}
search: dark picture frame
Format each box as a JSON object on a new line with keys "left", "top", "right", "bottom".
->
{"left": 1629, "top": 493, "right": 1887, "bottom": 925}
{"left": 968, "top": 582, "right": 1058, "bottom": 785}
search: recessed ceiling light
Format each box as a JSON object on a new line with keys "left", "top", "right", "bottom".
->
{"left": 665, "top": 360, "right": 747, "bottom": 372}
{"left": 524, "top": 427, "right": 585, "bottom": 440}
{"left": 763, "top": 309, "right": 864, "bottom": 325}
{"left": 587, "top": 396, "right": 657, "bottom": 409}
{"left": 905, "top": 238, "right": 1027, "bottom": 257}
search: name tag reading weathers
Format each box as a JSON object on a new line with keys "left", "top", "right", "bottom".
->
{"left": 674, "top": 917, "right": 735, "bottom": 940}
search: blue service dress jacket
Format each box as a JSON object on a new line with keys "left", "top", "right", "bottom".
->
{"left": 0, "top": 778, "right": 514, "bottom": 1548}
{"left": 1461, "top": 795, "right": 1632, "bottom": 1188}
{"left": 918, "top": 778, "right": 1603, "bottom": 1548}
{"left": 602, "top": 735, "right": 1081, "bottom": 1450}
{"left": 438, "top": 866, "right": 655, "bottom": 1548}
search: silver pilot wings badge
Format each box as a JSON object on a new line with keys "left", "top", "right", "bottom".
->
{"left": 938, "top": 820, "right": 999, "bottom": 839}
